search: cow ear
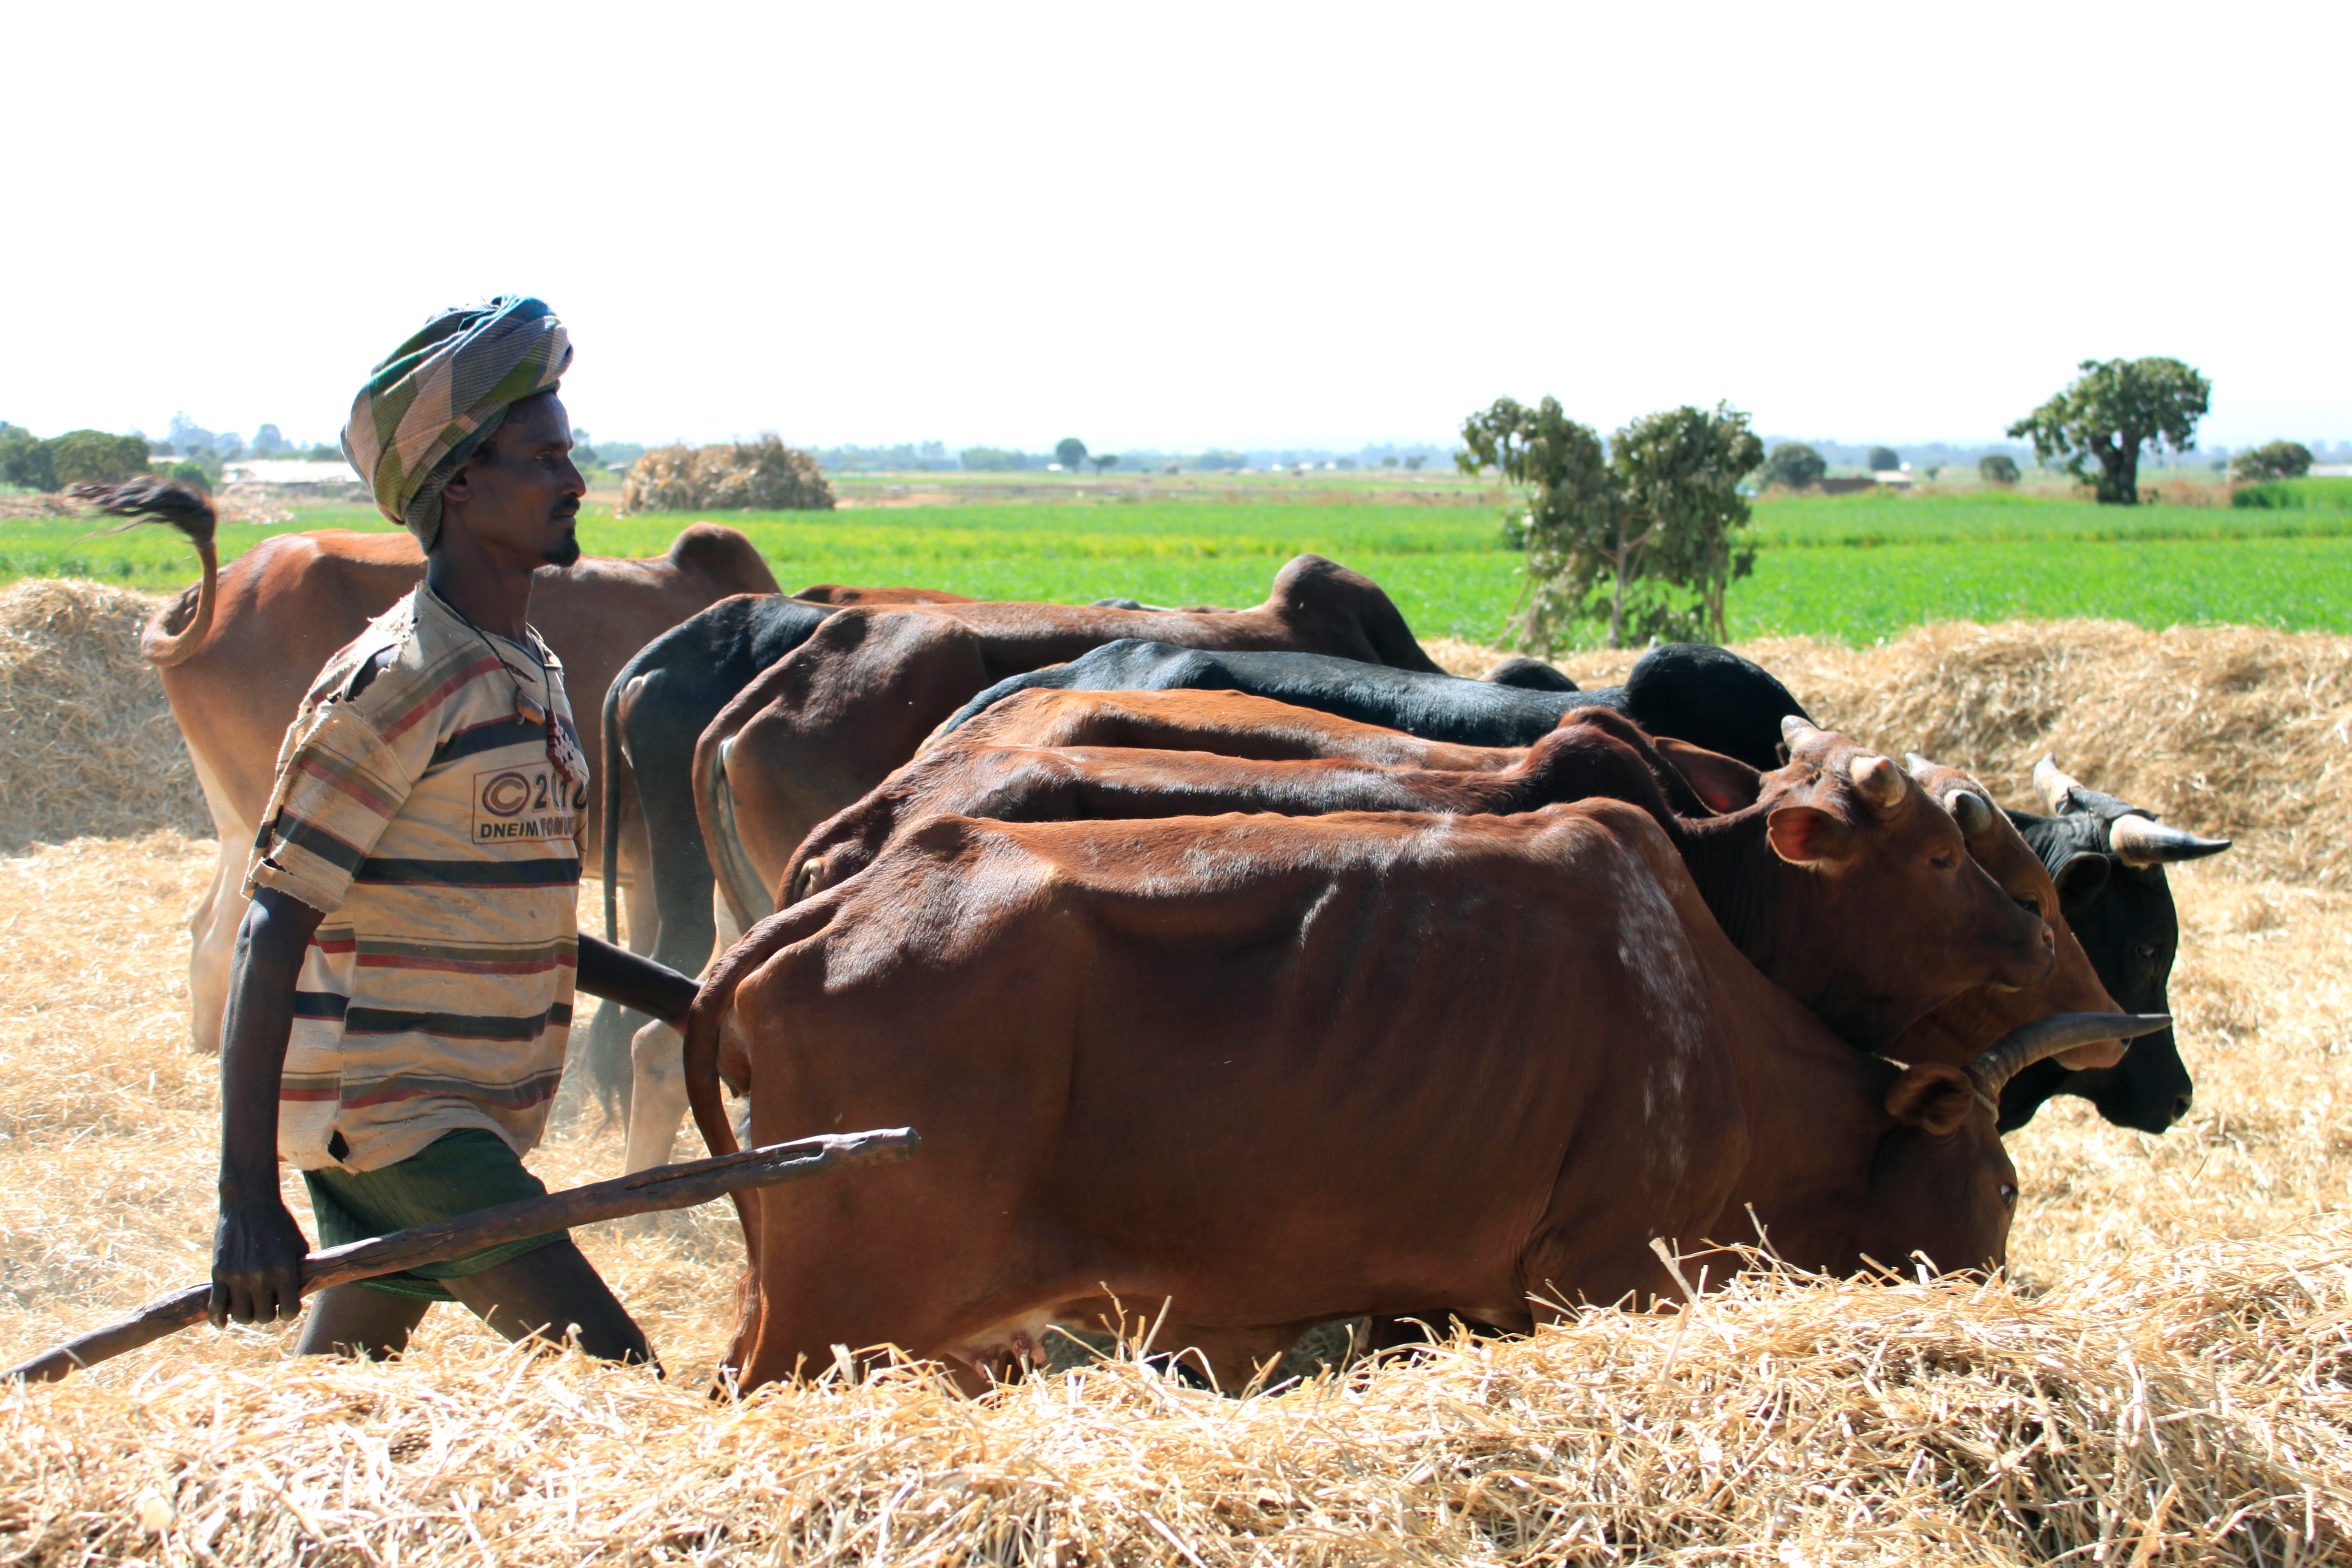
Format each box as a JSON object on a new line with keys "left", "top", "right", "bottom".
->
{"left": 2053, "top": 850, "right": 2111, "bottom": 910}
{"left": 1767, "top": 803, "right": 1855, "bottom": 867}
{"left": 1656, "top": 738, "right": 1762, "bottom": 812}
{"left": 1885, "top": 1063, "right": 1979, "bottom": 1136}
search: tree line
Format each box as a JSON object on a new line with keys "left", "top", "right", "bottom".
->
{"left": 1464, "top": 355, "right": 2333, "bottom": 653}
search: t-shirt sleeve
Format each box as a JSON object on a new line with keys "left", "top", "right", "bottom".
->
{"left": 242, "top": 699, "right": 415, "bottom": 914}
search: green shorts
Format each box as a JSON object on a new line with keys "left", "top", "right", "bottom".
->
{"left": 302, "top": 1128, "right": 566, "bottom": 1302}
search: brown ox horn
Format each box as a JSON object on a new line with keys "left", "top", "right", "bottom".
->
{"left": 1946, "top": 789, "right": 1996, "bottom": 837}
{"left": 1847, "top": 752, "right": 1905, "bottom": 811}
{"left": 1965, "top": 1012, "right": 2171, "bottom": 1105}
{"left": 2032, "top": 754, "right": 2081, "bottom": 814}
{"left": 1902, "top": 754, "right": 1998, "bottom": 836}
{"left": 2108, "top": 813, "right": 2233, "bottom": 867}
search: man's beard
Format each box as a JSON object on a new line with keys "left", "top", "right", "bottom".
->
{"left": 543, "top": 528, "right": 582, "bottom": 568}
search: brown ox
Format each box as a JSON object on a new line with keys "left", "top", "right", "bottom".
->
{"left": 937, "top": 685, "right": 1531, "bottom": 771}
{"left": 788, "top": 584, "right": 978, "bottom": 607}
{"left": 780, "top": 713, "right": 2104, "bottom": 1057}
{"left": 131, "top": 492, "right": 778, "bottom": 1051}
{"left": 684, "top": 726, "right": 2148, "bottom": 1389}
{"left": 690, "top": 553, "right": 1443, "bottom": 930}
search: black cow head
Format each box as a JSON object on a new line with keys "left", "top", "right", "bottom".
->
{"left": 1998, "top": 758, "right": 2230, "bottom": 1134}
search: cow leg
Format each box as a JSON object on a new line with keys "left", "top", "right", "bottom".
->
{"left": 182, "top": 728, "right": 261, "bottom": 1057}
{"left": 622, "top": 1018, "right": 688, "bottom": 1173}
{"left": 185, "top": 832, "right": 248, "bottom": 1054}
{"left": 1150, "top": 1322, "right": 1312, "bottom": 1392}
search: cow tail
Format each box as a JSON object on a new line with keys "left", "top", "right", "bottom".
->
{"left": 696, "top": 731, "right": 776, "bottom": 933}
{"left": 76, "top": 480, "right": 218, "bottom": 668}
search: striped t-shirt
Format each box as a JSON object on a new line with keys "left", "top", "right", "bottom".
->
{"left": 243, "top": 584, "right": 589, "bottom": 1173}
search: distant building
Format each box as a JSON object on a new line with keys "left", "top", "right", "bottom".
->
{"left": 221, "top": 458, "right": 361, "bottom": 486}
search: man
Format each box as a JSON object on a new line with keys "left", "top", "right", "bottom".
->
{"left": 208, "top": 297, "right": 697, "bottom": 1364}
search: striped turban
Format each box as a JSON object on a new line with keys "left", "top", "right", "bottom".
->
{"left": 340, "top": 296, "right": 572, "bottom": 550}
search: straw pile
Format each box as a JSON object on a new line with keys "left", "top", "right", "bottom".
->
{"left": 1535, "top": 620, "right": 2352, "bottom": 886}
{"left": 3, "top": 611, "right": 2350, "bottom": 1559}
{"left": 619, "top": 437, "right": 836, "bottom": 514}
{"left": 0, "top": 581, "right": 206, "bottom": 851}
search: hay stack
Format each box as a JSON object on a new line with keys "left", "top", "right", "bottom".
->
{"left": 3, "top": 1228, "right": 2345, "bottom": 1564}
{"left": 0, "top": 580, "right": 206, "bottom": 850}
{"left": 1548, "top": 622, "right": 2352, "bottom": 887}
{"left": 619, "top": 437, "right": 835, "bottom": 514}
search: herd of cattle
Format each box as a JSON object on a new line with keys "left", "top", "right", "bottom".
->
{"left": 134, "top": 506, "right": 2230, "bottom": 1390}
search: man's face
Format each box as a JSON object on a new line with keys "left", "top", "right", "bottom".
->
{"left": 440, "top": 391, "right": 586, "bottom": 569}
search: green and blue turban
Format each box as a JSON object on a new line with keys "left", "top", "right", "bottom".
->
{"left": 341, "top": 295, "right": 572, "bottom": 549}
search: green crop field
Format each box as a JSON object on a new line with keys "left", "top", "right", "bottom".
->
{"left": 5, "top": 485, "right": 2347, "bottom": 648}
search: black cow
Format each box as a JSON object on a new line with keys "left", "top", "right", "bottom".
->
{"left": 1484, "top": 656, "right": 1581, "bottom": 691}
{"left": 581, "top": 593, "right": 840, "bottom": 1111}
{"left": 937, "top": 639, "right": 1811, "bottom": 771}
{"left": 1998, "top": 758, "right": 2230, "bottom": 1133}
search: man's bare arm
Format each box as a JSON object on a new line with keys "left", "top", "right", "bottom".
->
{"left": 576, "top": 936, "right": 698, "bottom": 1027}
{"left": 212, "top": 886, "right": 325, "bottom": 1327}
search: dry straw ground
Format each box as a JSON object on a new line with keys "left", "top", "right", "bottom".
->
{"left": 0, "top": 583, "right": 2347, "bottom": 1565}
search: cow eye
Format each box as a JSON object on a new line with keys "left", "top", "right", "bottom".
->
{"left": 2014, "top": 894, "right": 2044, "bottom": 918}
{"left": 2134, "top": 941, "right": 2159, "bottom": 961}
{"left": 1998, "top": 1182, "right": 2018, "bottom": 1207}
{"left": 1930, "top": 851, "right": 1959, "bottom": 871}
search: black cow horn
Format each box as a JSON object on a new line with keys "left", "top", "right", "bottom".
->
{"left": 1947, "top": 789, "right": 1996, "bottom": 836}
{"left": 2032, "top": 755, "right": 2080, "bottom": 814}
{"left": 2109, "top": 814, "right": 2233, "bottom": 867}
{"left": 1965, "top": 1012, "right": 2171, "bottom": 1104}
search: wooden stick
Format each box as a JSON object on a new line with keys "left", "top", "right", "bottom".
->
{"left": 4, "top": 1127, "right": 917, "bottom": 1386}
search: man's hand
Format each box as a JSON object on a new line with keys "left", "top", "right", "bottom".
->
{"left": 576, "top": 936, "right": 699, "bottom": 1026}
{"left": 211, "top": 1194, "right": 310, "bottom": 1326}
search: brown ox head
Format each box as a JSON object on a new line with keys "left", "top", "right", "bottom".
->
{"left": 1758, "top": 718, "right": 2055, "bottom": 1047}
{"left": 1860, "top": 1011, "right": 2169, "bottom": 1274}
{"left": 1892, "top": 755, "right": 2128, "bottom": 1073}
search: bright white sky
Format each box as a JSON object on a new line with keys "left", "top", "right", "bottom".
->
{"left": 2, "top": 2, "right": 2342, "bottom": 454}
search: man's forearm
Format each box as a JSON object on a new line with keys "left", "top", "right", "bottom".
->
{"left": 576, "top": 936, "right": 699, "bottom": 1026}
{"left": 218, "top": 890, "right": 324, "bottom": 1199}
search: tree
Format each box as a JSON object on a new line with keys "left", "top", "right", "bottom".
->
{"left": 1762, "top": 442, "right": 1826, "bottom": 490}
{"left": 960, "top": 447, "right": 1028, "bottom": 472}
{"left": 1404, "top": 454, "right": 1426, "bottom": 471}
{"left": 1055, "top": 437, "right": 1088, "bottom": 472}
{"left": 1978, "top": 453, "right": 2021, "bottom": 486}
{"left": 2007, "top": 357, "right": 2211, "bottom": 506}
{"left": 1462, "top": 398, "right": 1764, "bottom": 652}
{"left": 1091, "top": 454, "right": 1119, "bottom": 473}
{"left": 1611, "top": 403, "right": 1765, "bottom": 645}
{"left": 1458, "top": 397, "right": 1623, "bottom": 654}
{"left": 0, "top": 423, "right": 53, "bottom": 491}
{"left": 44, "top": 429, "right": 150, "bottom": 488}
{"left": 1866, "top": 445, "right": 1901, "bottom": 473}
{"left": 250, "top": 423, "right": 289, "bottom": 457}
{"left": 2231, "top": 440, "right": 2313, "bottom": 482}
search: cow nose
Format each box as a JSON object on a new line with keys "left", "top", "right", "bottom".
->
{"left": 2171, "top": 1089, "right": 2194, "bottom": 1124}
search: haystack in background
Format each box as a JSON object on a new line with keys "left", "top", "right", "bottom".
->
{"left": 0, "top": 580, "right": 206, "bottom": 851}
{"left": 618, "top": 436, "right": 835, "bottom": 514}
{"left": 1547, "top": 621, "right": 2352, "bottom": 887}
